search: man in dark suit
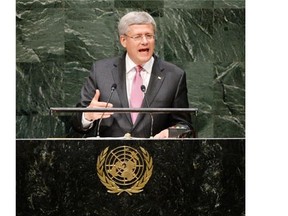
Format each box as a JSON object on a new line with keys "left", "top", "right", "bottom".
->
{"left": 72, "top": 11, "right": 193, "bottom": 138}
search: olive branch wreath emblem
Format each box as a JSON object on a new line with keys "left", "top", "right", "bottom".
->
{"left": 96, "top": 146, "right": 153, "bottom": 195}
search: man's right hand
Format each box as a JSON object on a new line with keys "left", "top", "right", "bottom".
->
{"left": 84, "top": 89, "right": 114, "bottom": 121}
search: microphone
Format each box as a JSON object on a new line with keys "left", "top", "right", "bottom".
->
{"left": 96, "top": 83, "right": 117, "bottom": 137}
{"left": 141, "top": 85, "right": 154, "bottom": 138}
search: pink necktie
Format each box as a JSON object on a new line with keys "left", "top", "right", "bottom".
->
{"left": 130, "top": 65, "right": 143, "bottom": 123}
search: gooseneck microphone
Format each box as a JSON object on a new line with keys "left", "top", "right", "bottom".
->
{"left": 141, "top": 85, "right": 154, "bottom": 138}
{"left": 96, "top": 83, "right": 117, "bottom": 137}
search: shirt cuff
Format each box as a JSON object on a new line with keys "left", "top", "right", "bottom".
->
{"left": 81, "top": 113, "right": 94, "bottom": 129}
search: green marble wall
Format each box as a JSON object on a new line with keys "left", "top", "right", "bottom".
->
{"left": 16, "top": 0, "right": 245, "bottom": 138}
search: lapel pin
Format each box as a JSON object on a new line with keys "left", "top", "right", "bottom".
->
{"left": 158, "top": 76, "right": 162, "bottom": 80}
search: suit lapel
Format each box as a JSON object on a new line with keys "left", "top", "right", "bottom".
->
{"left": 144, "top": 56, "right": 165, "bottom": 107}
{"left": 111, "top": 53, "right": 133, "bottom": 125}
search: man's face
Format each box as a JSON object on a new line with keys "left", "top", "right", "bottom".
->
{"left": 120, "top": 24, "right": 155, "bottom": 65}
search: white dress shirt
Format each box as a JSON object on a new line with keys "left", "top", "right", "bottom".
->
{"left": 125, "top": 54, "right": 154, "bottom": 102}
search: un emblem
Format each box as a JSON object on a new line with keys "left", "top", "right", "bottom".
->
{"left": 96, "top": 146, "right": 153, "bottom": 195}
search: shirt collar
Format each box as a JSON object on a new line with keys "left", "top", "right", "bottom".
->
{"left": 125, "top": 53, "right": 154, "bottom": 74}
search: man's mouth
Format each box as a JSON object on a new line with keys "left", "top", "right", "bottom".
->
{"left": 139, "top": 48, "right": 149, "bottom": 53}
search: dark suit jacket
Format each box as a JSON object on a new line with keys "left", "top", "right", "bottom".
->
{"left": 72, "top": 53, "right": 193, "bottom": 138}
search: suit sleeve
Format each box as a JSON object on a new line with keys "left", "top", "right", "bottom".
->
{"left": 71, "top": 63, "right": 99, "bottom": 134}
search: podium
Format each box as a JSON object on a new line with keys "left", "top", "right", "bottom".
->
{"left": 16, "top": 138, "right": 245, "bottom": 215}
{"left": 16, "top": 108, "right": 244, "bottom": 215}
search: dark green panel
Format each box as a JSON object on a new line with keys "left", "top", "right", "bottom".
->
{"left": 212, "top": 8, "right": 245, "bottom": 62}
{"left": 16, "top": 0, "right": 64, "bottom": 10}
{"left": 65, "top": 7, "right": 117, "bottom": 62}
{"left": 63, "top": 61, "right": 92, "bottom": 107}
{"left": 213, "top": 114, "right": 245, "bottom": 137}
{"left": 214, "top": 0, "right": 245, "bottom": 8}
{"left": 64, "top": 0, "right": 114, "bottom": 8}
{"left": 16, "top": 63, "right": 66, "bottom": 138}
{"left": 16, "top": 7, "right": 65, "bottom": 62}
{"left": 213, "top": 62, "right": 245, "bottom": 115}
{"left": 115, "top": 0, "right": 164, "bottom": 10}
{"left": 16, "top": 62, "right": 66, "bottom": 113}
{"left": 183, "top": 61, "right": 214, "bottom": 137}
{"left": 164, "top": 0, "right": 214, "bottom": 9}
{"left": 213, "top": 62, "right": 245, "bottom": 137}
{"left": 162, "top": 8, "right": 214, "bottom": 62}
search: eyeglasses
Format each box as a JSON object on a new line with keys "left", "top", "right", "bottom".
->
{"left": 124, "top": 34, "right": 155, "bottom": 42}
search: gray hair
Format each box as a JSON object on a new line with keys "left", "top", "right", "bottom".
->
{"left": 118, "top": 11, "right": 157, "bottom": 36}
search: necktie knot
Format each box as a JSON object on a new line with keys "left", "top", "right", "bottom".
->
{"left": 135, "top": 65, "right": 142, "bottom": 74}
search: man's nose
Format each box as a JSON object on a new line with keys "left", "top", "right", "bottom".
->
{"left": 141, "top": 36, "right": 149, "bottom": 44}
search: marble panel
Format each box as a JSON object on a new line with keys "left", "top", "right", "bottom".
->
{"left": 16, "top": 62, "right": 66, "bottom": 113}
{"left": 212, "top": 8, "right": 245, "bottom": 62}
{"left": 213, "top": 62, "right": 245, "bottom": 137}
{"left": 63, "top": 61, "right": 92, "bottom": 106}
{"left": 164, "top": 0, "right": 214, "bottom": 9}
{"left": 163, "top": 8, "right": 214, "bottom": 62}
{"left": 16, "top": 115, "right": 66, "bottom": 138}
{"left": 65, "top": 0, "right": 114, "bottom": 8}
{"left": 214, "top": 114, "right": 245, "bottom": 137}
{"left": 214, "top": 0, "right": 245, "bottom": 8}
{"left": 115, "top": 0, "right": 164, "bottom": 9}
{"left": 183, "top": 61, "right": 214, "bottom": 137}
{"left": 16, "top": 7, "right": 65, "bottom": 62}
{"left": 16, "top": 0, "right": 64, "bottom": 11}
{"left": 65, "top": 7, "right": 117, "bottom": 62}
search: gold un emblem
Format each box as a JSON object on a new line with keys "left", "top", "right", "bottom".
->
{"left": 96, "top": 146, "right": 153, "bottom": 195}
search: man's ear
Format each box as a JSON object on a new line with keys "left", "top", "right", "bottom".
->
{"left": 119, "top": 35, "right": 127, "bottom": 48}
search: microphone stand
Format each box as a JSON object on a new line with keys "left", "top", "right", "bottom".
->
{"left": 141, "top": 85, "right": 154, "bottom": 138}
{"left": 96, "top": 84, "right": 117, "bottom": 137}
